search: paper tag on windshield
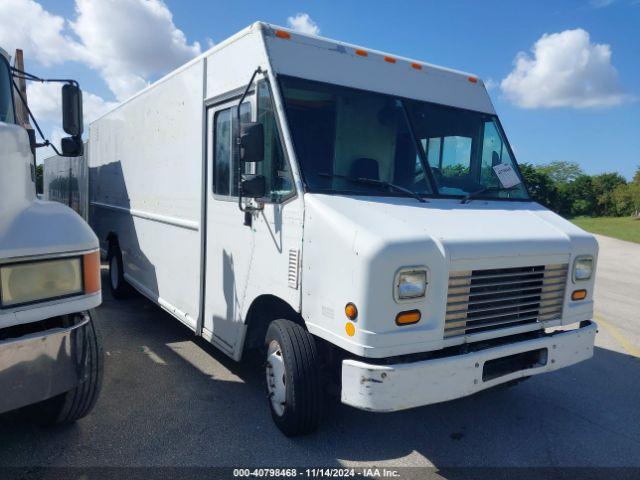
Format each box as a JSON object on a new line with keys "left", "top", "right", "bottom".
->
{"left": 492, "top": 163, "right": 522, "bottom": 188}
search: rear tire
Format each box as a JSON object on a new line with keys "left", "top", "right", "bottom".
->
{"left": 108, "top": 245, "right": 130, "bottom": 299}
{"left": 265, "top": 319, "right": 323, "bottom": 436}
{"left": 30, "top": 311, "right": 104, "bottom": 425}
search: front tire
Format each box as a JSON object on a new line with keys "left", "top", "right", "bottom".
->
{"left": 108, "top": 245, "right": 130, "bottom": 299}
{"left": 31, "top": 311, "right": 104, "bottom": 425}
{"left": 265, "top": 319, "right": 323, "bottom": 436}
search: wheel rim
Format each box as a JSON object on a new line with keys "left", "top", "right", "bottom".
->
{"left": 266, "top": 340, "right": 286, "bottom": 416}
{"left": 110, "top": 255, "right": 119, "bottom": 290}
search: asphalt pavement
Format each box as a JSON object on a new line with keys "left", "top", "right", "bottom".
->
{"left": 0, "top": 234, "right": 638, "bottom": 469}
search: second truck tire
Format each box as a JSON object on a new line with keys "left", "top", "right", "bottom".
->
{"left": 30, "top": 311, "right": 104, "bottom": 425}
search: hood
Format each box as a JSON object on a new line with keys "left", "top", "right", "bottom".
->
{"left": 304, "top": 194, "right": 597, "bottom": 261}
{"left": 0, "top": 122, "right": 98, "bottom": 260}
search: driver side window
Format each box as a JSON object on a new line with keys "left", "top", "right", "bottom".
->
{"left": 0, "top": 56, "right": 15, "bottom": 125}
{"left": 255, "top": 81, "right": 295, "bottom": 202}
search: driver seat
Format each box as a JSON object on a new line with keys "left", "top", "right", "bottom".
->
{"left": 350, "top": 157, "right": 379, "bottom": 180}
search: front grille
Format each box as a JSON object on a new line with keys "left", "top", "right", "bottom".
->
{"left": 444, "top": 264, "right": 568, "bottom": 338}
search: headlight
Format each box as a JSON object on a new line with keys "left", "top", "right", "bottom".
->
{"left": 395, "top": 268, "right": 428, "bottom": 300}
{"left": 0, "top": 252, "right": 100, "bottom": 308}
{"left": 572, "top": 255, "right": 594, "bottom": 282}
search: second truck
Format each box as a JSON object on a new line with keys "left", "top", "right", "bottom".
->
{"left": 0, "top": 47, "right": 102, "bottom": 424}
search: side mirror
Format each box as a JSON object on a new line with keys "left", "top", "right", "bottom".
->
{"left": 62, "top": 84, "right": 83, "bottom": 136}
{"left": 61, "top": 136, "right": 83, "bottom": 157}
{"left": 240, "top": 174, "right": 266, "bottom": 199}
{"left": 240, "top": 122, "right": 264, "bottom": 163}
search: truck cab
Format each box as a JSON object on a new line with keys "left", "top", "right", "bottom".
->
{"left": 0, "top": 47, "right": 102, "bottom": 423}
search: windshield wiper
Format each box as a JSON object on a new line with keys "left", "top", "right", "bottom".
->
{"left": 317, "top": 173, "right": 427, "bottom": 203}
{"left": 461, "top": 185, "right": 520, "bottom": 204}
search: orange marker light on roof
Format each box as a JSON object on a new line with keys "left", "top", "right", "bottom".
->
{"left": 355, "top": 49, "right": 368, "bottom": 57}
{"left": 468, "top": 76, "right": 478, "bottom": 84}
{"left": 384, "top": 56, "right": 396, "bottom": 64}
{"left": 274, "top": 30, "right": 291, "bottom": 40}
{"left": 411, "top": 63, "right": 423, "bottom": 70}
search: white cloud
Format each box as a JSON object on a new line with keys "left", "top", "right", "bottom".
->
{"left": 71, "top": 0, "right": 202, "bottom": 101}
{"left": 500, "top": 29, "right": 627, "bottom": 108}
{"left": 287, "top": 13, "right": 320, "bottom": 36}
{"left": 0, "top": 0, "right": 85, "bottom": 66}
{"left": 484, "top": 78, "right": 498, "bottom": 90}
{"left": 27, "top": 82, "right": 117, "bottom": 124}
{"left": 2, "top": 0, "right": 202, "bottom": 101}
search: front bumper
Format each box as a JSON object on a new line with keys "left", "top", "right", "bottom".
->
{"left": 0, "top": 312, "right": 92, "bottom": 414}
{"left": 341, "top": 321, "right": 596, "bottom": 412}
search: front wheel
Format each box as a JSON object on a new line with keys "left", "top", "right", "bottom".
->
{"left": 108, "top": 245, "right": 131, "bottom": 299}
{"left": 30, "top": 311, "right": 104, "bottom": 425}
{"left": 265, "top": 319, "right": 323, "bottom": 436}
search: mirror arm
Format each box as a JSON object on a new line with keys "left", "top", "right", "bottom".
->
{"left": 11, "top": 66, "right": 78, "bottom": 87}
{"left": 10, "top": 77, "right": 62, "bottom": 156}
{"left": 236, "top": 66, "right": 263, "bottom": 213}
{"left": 11, "top": 67, "right": 80, "bottom": 157}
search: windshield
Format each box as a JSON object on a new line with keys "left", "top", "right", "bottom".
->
{"left": 280, "top": 76, "right": 529, "bottom": 200}
{"left": 280, "top": 76, "right": 432, "bottom": 198}
{"left": 0, "top": 55, "right": 15, "bottom": 124}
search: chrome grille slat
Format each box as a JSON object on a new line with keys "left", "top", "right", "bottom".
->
{"left": 447, "top": 277, "right": 566, "bottom": 292}
{"left": 446, "top": 291, "right": 565, "bottom": 308}
{"left": 444, "top": 263, "right": 568, "bottom": 339}
{"left": 448, "top": 266, "right": 567, "bottom": 282}
{"left": 444, "top": 314, "right": 542, "bottom": 336}
{"left": 447, "top": 283, "right": 566, "bottom": 299}
{"left": 446, "top": 298, "right": 563, "bottom": 316}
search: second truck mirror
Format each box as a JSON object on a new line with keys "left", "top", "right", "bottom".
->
{"left": 62, "top": 84, "right": 84, "bottom": 137}
{"left": 240, "top": 174, "right": 266, "bottom": 199}
{"left": 61, "top": 136, "right": 83, "bottom": 157}
{"left": 240, "top": 122, "right": 264, "bottom": 163}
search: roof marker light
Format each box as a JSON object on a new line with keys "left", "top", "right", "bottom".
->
{"left": 274, "top": 30, "right": 291, "bottom": 40}
{"left": 411, "top": 63, "right": 423, "bottom": 70}
{"left": 384, "top": 56, "right": 397, "bottom": 64}
{"left": 355, "top": 49, "right": 368, "bottom": 57}
{"left": 468, "top": 76, "right": 478, "bottom": 84}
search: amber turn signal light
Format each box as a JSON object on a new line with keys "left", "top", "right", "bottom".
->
{"left": 345, "top": 302, "right": 358, "bottom": 320}
{"left": 83, "top": 250, "right": 101, "bottom": 294}
{"left": 396, "top": 310, "right": 421, "bottom": 326}
{"left": 571, "top": 289, "right": 587, "bottom": 301}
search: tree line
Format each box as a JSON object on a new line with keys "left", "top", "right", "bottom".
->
{"left": 518, "top": 161, "right": 640, "bottom": 217}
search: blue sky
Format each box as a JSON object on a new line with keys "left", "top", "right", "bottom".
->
{"left": 4, "top": 0, "right": 639, "bottom": 178}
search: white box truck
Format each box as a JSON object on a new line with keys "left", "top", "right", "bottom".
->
{"left": 88, "top": 23, "right": 598, "bottom": 436}
{"left": 0, "top": 47, "right": 102, "bottom": 423}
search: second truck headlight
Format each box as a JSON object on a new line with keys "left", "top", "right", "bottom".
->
{"left": 0, "top": 257, "right": 84, "bottom": 307}
{"left": 396, "top": 269, "right": 428, "bottom": 300}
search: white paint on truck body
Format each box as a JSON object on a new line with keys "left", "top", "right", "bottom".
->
{"left": 86, "top": 23, "right": 598, "bottom": 410}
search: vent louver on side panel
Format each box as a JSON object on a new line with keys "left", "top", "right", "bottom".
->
{"left": 288, "top": 249, "right": 300, "bottom": 289}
